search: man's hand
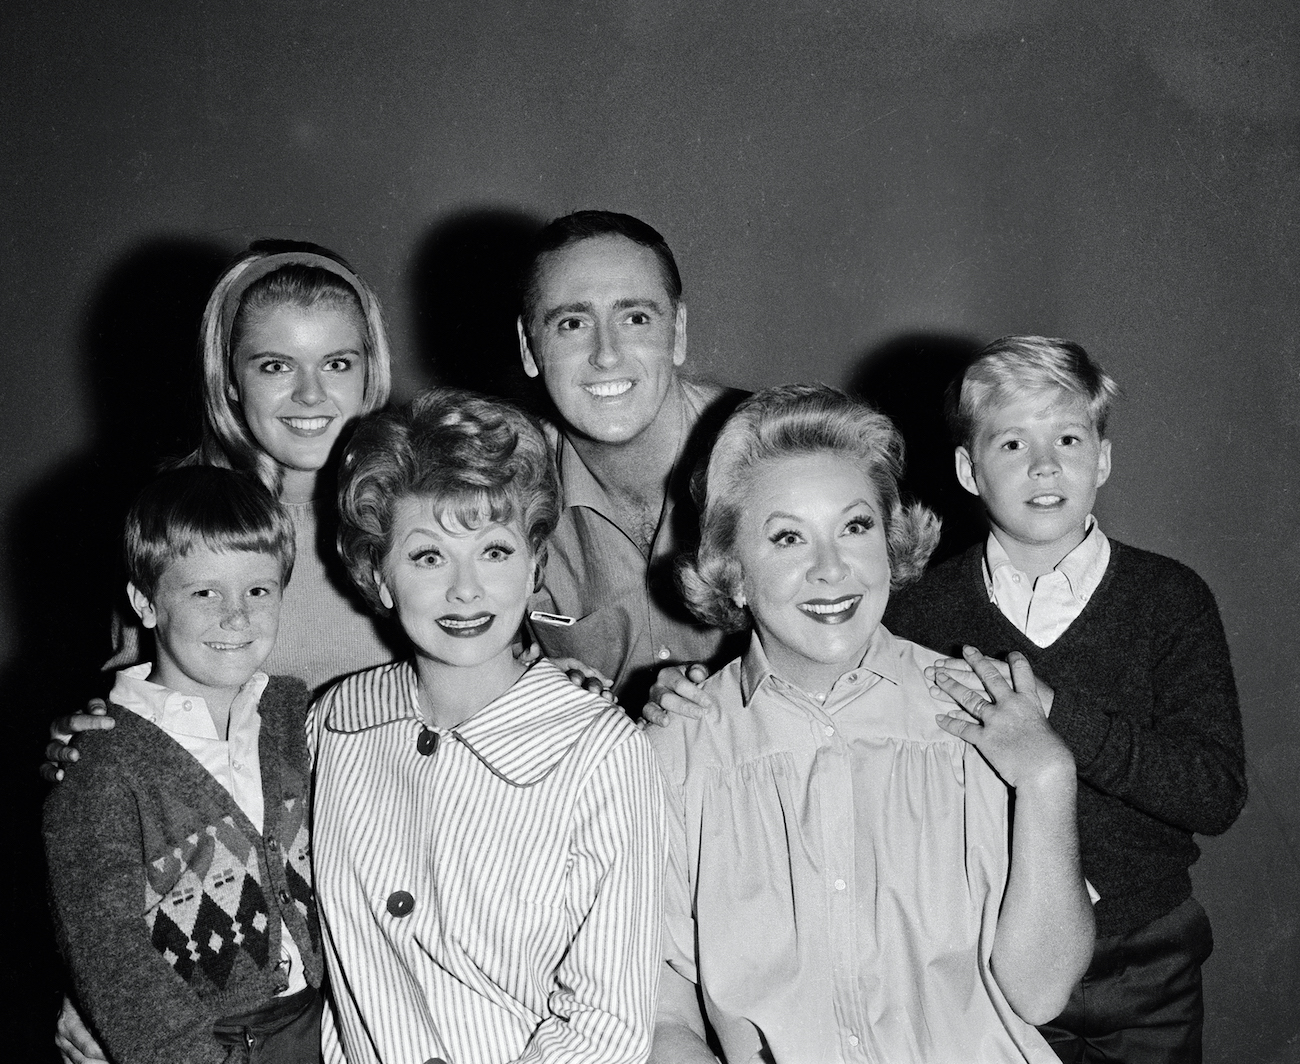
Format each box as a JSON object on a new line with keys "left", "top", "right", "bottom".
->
{"left": 549, "top": 657, "right": 617, "bottom": 703}
{"left": 55, "top": 995, "right": 108, "bottom": 1064}
{"left": 642, "top": 663, "right": 714, "bottom": 727}
{"left": 41, "top": 700, "right": 115, "bottom": 783}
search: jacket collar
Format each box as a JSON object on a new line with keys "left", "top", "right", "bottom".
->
{"left": 325, "top": 659, "right": 611, "bottom": 787}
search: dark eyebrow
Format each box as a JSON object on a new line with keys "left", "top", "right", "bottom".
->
{"left": 541, "top": 301, "right": 595, "bottom": 328}
{"left": 540, "top": 297, "right": 666, "bottom": 327}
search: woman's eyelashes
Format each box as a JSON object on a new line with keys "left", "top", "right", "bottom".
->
{"left": 406, "top": 541, "right": 516, "bottom": 566}
{"left": 844, "top": 513, "right": 876, "bottom": 534}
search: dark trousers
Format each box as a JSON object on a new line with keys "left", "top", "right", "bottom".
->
{"left": 213, "top": 984, "right": 323, "bottom": 1064}
{"left": 1038, "top": 897, "right": 1214, "bottom": 1064}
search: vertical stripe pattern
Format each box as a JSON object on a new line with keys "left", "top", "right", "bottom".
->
{"left": 310, "top": 659, "right": 664, "bottom": 1064}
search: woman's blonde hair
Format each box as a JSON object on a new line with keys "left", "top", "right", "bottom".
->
{"left": 681, "top": 384, "right": 940, "bottom": 632}
{"left": 195, "top": 240, "right": 393, "bottom": 493}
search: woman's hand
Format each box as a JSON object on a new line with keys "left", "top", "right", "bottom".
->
{"left": 931, "top": 647, "right": 1073, "bottom": 790}
{"left": 41, "top": 700, "right": 116, "bottom": 783}
{"left": 642, "top": 664, "right": 714, "bottom": 727}
{"left": 55, "top": 995, "right": 108, "bottom": 1064}
{"left": 925, "top": 654, "right": 1056, "bottom": 716}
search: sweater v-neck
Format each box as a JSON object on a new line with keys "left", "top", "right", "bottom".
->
{"left": 105, "top": 682, "right": 299, "bottom": 846}
{"left": 960, "top": 541, "right": 1124, "bottom": 660}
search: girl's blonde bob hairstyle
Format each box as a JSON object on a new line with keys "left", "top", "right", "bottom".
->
{"left": 196, "top": 240, "right": 393, "bottom": 493}
{"left": 680, "top": 384, "right": 940, "bottom": 633}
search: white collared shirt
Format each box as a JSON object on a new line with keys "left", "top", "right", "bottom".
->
{"left": 310, "top": 658, "right": 665, "bottom": 1064}
{"left": 110, "top": 665, "right": 306, "bottom": 994}
{"left": 983, "top": 518, "right": 1111, "bottom": 647}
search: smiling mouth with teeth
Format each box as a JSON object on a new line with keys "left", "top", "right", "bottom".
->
{"left": 583, "top": 380, "right": 634, "bottom": 398}
{"left": 1028, "top": 495, "right": 1064, "bottom": 506}
{"left": 437, "top": 614, "right": 495, "bottom": 636}
{"left": 798, "top": 596, "right": 861, "bottom": 618}
{"left": 205, "top": 641, "right": 254, "bottom": 651}
{"left": 281, "top": 416, "right": 334, "bottom": 432}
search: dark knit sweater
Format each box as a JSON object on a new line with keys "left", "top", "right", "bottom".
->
{"left": 43, "top": 675, "right": 323, "bottom": 1064}
{"left": 883, "top": 540, "right": 1246, "bottom": 938}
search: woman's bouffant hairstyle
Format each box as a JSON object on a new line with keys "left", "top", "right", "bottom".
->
{"left": 680, "top": 384, "right": 941, "bottom": 633}
{"left": 196, "top": 240, "right": 393, "bottom": 493}
{"left": 337, "top": 388, "right": 560, "bottom": 616}
{"left": 946, "top": 335, "right": 1121, "bottom": 451}
{"left": 125, "top": 466, "right": 296, "bottom": 600}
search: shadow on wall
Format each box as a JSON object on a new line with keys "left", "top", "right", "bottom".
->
{"left": 0, "top": 236, "right": 232, "bottom": 1061}
{"left": 408, "top": 206, "right": 550, "bottom": 413}
{"left": 847, "top": 332, "right": 987, "bottom": 564}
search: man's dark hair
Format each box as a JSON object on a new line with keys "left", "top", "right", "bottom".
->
{"left": 519, "top": 210, "right": 683, "bottom": 338}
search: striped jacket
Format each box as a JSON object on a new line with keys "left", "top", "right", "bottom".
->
{"left": 310, "top": 658, "right": 665, "bottom": 1064}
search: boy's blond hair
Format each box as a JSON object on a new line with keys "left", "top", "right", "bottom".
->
{"left": 946, "top": 335, "right": 1121, "bottom": 450}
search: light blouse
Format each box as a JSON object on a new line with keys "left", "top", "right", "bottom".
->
{"left": 648, "top": 629, "right": 1058, "bottom": 1064}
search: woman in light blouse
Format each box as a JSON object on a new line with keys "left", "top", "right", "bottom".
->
{"left": 646, "top": 385, "right": 1093, "bottom": 1064}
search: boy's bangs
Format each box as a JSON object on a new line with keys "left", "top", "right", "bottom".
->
{"left": 192, "top": 528, "right": 293, "bottom": 571}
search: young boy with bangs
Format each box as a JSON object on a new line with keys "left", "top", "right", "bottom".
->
{"left": 44, "top": 466, "right": 324, "bottom": 1064}
{"left": 884, "top": 335, "right": 1246, "bottom": 1062}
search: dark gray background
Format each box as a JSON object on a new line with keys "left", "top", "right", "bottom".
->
{"left": 3, "top": 2, "right": 1296, "bottom": 1059}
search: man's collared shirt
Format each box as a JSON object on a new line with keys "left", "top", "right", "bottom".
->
{"left": 648, "top": 630, "right": 1057, "bottom": 1064}
{"left": 310, "top": 658, "right": 665, "bottom": 1064}
{"left": 111, "top": 664, "right": 306, "bottom": 994}
{"left": 528, "top": 379, "right": 745, "bottom": 710}
{"left": 983, "top": 518, "right": 1111, "bottom": 648}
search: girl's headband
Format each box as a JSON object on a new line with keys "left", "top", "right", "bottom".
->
{"left": 219, "top": 251, "right": 368, "bottom": 346}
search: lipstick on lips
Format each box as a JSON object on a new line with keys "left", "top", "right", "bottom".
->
{"left": 436, "top": 612, "right": 496, "bottom": 638}
{"left": 797, "top": 595, "right": 862, "bottom": 625}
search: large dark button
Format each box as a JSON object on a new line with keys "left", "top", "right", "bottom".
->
{"left": 387, "top": 890, "right": 415, "bottom": 917}
{"left": 267, "top": 838, "right": 278, "bottom": 852}
{"left": 423, "top": 1058, "right": 449, "bottom": 1064}
{"left": 417, "top": 728, "right": 439, "bottom": 756}
{"left": 278, "top": 888, "right": 292, "bottom": 904}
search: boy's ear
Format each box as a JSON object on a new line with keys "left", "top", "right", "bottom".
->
{"left": 954, "top": 447, "right": 980, "bottom": 497}
{"left": 671, "top": 302, "right": 688, "bottom": 368}
{"left": 126, "top": 582, "right": 158, "bottom": 629}
{"left": 518, "top": 317, "right": 540, "bottom": 379}
{"left": 1095, "top": 438, "right": 1113, "bottom": 488}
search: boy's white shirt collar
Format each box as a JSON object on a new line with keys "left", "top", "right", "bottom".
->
{"left": 983, "top": 516, "right": 1110, "bottom": 603}
{"left": 982, "top": 515, "right": 1111, "bottom": 651}
{"left": 111, "top": 663, "right": 268, "bottom": 739}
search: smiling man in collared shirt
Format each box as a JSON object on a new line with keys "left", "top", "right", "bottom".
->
{"left": 517, "top": 211, "right": 745, "bottom": 712}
